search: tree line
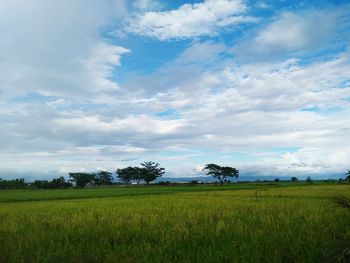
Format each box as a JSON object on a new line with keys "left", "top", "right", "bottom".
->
{"left": 69, "top": 161, "right": 165, "bottom": 187}
{"left": 1, "top": 166, "right": 349, "bottom": 190}
{"left": 0, "top": 163, "right": 238, "bottom": 189}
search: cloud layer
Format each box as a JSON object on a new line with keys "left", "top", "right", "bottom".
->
{"left": 1, "top": 0, "right": 349, "bottom": 179}
{"left": 126, "top": 0, "right": 255, "bottom": 40}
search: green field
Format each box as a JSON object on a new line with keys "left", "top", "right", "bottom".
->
{"left": 0, "top": 183, "right": 349, "bottom": 262}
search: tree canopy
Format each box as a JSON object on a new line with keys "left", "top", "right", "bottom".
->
{"left": 94, "top": 171, "right": 114, "bottom": 186}
{"left": 116, "top": 167, "right": 143, "bottom": 184}
{"left": 140, "top": 161, "right": 165, "bottom": 184}
{"left": 69, "top": 173, "right": 96, "bottom": 188}
{"left": 202, "top": 164, "right": 239, "bottom": 185}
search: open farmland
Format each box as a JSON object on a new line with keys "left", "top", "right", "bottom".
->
{"left": 0, "top": 183, "right": 350, "bottom": 263}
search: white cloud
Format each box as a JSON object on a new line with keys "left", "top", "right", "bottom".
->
{"left": 0, "top": 0, "right": 128, "bottom": 100}
{"left": 133, "top": 0, "right": 163, "bottom": 11}
{"left": 1, "top": 2, "right": 350, "bottom": 179}
{"left": 256, "top": 12, "right": 333, "bottom": 50}
{"left": 126, "top": 0, "right": 256, "bottom": 40}
{"left": 234, "top": 8, "right": 348, "bottom": 59}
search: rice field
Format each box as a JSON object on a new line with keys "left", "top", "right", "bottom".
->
{"left": 0, "top": 183, "right": 349, "bottom": 262}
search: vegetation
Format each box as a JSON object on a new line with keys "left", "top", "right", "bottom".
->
{"left": 140, "top": 161, "right": 165, "bottom": 184}
{"left": 0, "top": 183, "right": 349, "bottom": 262}
{"left": 202, "top": 163, "right": 239, "bottom": 185}
{"left": 346, "top": 170, "right": 350, "bottom": 183}
{"left": 69, "top": 172, "right": 96, "bottom": 188}
{"left": 0, "top": 178, "right": 26, "bottom": 189}
{"left": 115, "top": 161, "right": 165, "bottom": 185}
{"left": 116, "top": 166, "right": 143, "bottom": 184}
{"left": 94, "top": 171, "right": 114, "bottom": 186}
{"left": 306, "top": 176, "right": 312, "bottom": 184}
{"left": 33, "top": 176, "right": 72, "bottom": 189}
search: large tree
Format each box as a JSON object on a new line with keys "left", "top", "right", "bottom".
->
{"left": 116, "top": 167, "right": 142, "bottom": 184}
{"left": 48, "top": 176, "right": 72, "bottom": 188}
{"left": 202, "top": 164, "right": 239, "bottom": 185}
{"left": 140, "top": 161, "right": 165, "bottom": 184}
{"left": 94, "top": 171, "right": 114, "bottom": 186}
{"left": 69, "top": 173, "right": 96, "bottom": 188}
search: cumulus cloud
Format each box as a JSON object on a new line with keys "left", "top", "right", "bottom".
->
{"left": 1, "top": 1, "right": 350, "bottom": 179}
{"left": 1, "top": 38, "right": 350, "bottom": 178}
{"left": 0, "top": 0, "right": 128, "bottom": 100}
{"left": 126, "top": 0, "right": 256, "bottom": 40}
{"left": 234, "top": 8, "right": 349, "bottom": 59}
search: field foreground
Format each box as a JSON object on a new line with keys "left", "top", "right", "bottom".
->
{"left": 0, "top": 183, "right": 350, "bottom": 262}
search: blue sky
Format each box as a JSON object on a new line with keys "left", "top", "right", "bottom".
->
{"left": 0, "top": 0, "right": 350, "bottom": 180}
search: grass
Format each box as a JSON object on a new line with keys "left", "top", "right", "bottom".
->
{"left": 0, "top": 183, "right": 349, "bottom": 262}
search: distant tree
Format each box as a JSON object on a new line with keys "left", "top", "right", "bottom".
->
{"left": 32, "top": 177, "right": 71, "bottom": 189}
{"left": 140, "top": 161, "right": 165, "bottom": 184}
{"left": 291, "top": 177, "right": 298, "bottom": 182}
{"left": 158, "top": 181, "right": 171, "bottom": 185}
{"left": 33, "top": 180, "right": 50, "bottom": 189}
{"left": 0, "top": 178, "right": 27, "bottom": 189}
{"left": 274, "top": 178, "right": 280, "bottom": 182}
{"left": 306, "top": 176, "right": 312, "bottom": 184}
{"left": 116, "top": 167, "right": 140, "bottom": 184}
{"left": 49, "top": 176, "right": 72, "bottom": 188}
{"left": 95, "top": 171, "right": 114, "bottom": 186}
{"left": 202, "top": 164, "right": 239, "bottom": 186}
{"left": 132, "top": 168, "right": 145, "bottom": 185}
{"left": 69, "top": 173, "right": 96, "bottom": 188}
{"left": 345, "top": 170, "right": 350, "bottom": 183}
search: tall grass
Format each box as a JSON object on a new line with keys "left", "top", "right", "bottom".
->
{"left": 0, "top": 184, "right": 349, "bottom": 262}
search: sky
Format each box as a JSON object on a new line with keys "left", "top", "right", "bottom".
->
{"left": 1, "top": 0, "right": 350, "bottom": 180}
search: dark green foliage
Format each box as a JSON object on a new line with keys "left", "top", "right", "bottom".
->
{"left": 140, "top": 161, "right": 165, "bottom": 184}
{"left": 345, "top": 170, "right": 350, "bottom": 183}
{"left": 33, "top": 180, "right": 50, "bottom": 189}
{"left": 189, "top": 180, "right": 198, "bottom": 185}
{"left": 291, "top": 177, "right": 298, "bottom": 182}
{"left": 202, "top": 163, "right": 239, "bottom": 185}
{"left": 116, "top": 167, "right": 143, "bottom": 184}
{"left": 69, "top": 173, "right": 96, "bottom": 188}
{"left": 132, "top": 167, "right": 145, "bottom": 185}
{"left": 158, "top": 181, "right": 171, "bottom": 185}
{"left": 94, "top": 171, "right": 114, "bottom": 186}
{"left": 334, "top": 196, "right": 350, "bottom": 208}
{"left": 274, "top": 178, "right": 280, "bottom": 182}
{"left": 50, "top": 176, "right": 72, "bottom": 188}
{"left": 0, "top": 178, "right": 27, "bottom": 189}
{"left": 306, "top": 176, "right": 312, "bottom": 184}
{"left": 33, "top": 177, "right": 72, "bottom": 189}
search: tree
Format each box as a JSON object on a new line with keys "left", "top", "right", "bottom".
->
{"left": 95, "top": 171, "right": 114, "bottom": 186}
{"left": 132, "top": 167, "right": 145, "bottom": 185}
{"left": 116, "top": 167, "right": 141, "bottom": 184}
{"left": 291, "top": 177, "right": 298, "bottom": 182}
{"left": 202, "top": 164, "right": 239, "bottom": 186}
{"left": 32, "top": 177, "right": 72, "bottom": 189}
{"left": 140, "top": 161, "right": 165, "bottom": 184}
{"left": 0, "top": 178, "right": 27, "bottom": 189}
{"left": 33, "top": 180, "right": 50, "bottom": 189}
{"left": 49, "top": 176, "right": 72, "bottom": 188}
{"left": 306, "top": 176, "right": 312, "bottom": 184}
{"left": 69, "top": 173, "right": 96, "bottom": 188}
{"left": 345, "top": 170, "right": 350, "bottom": 183}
